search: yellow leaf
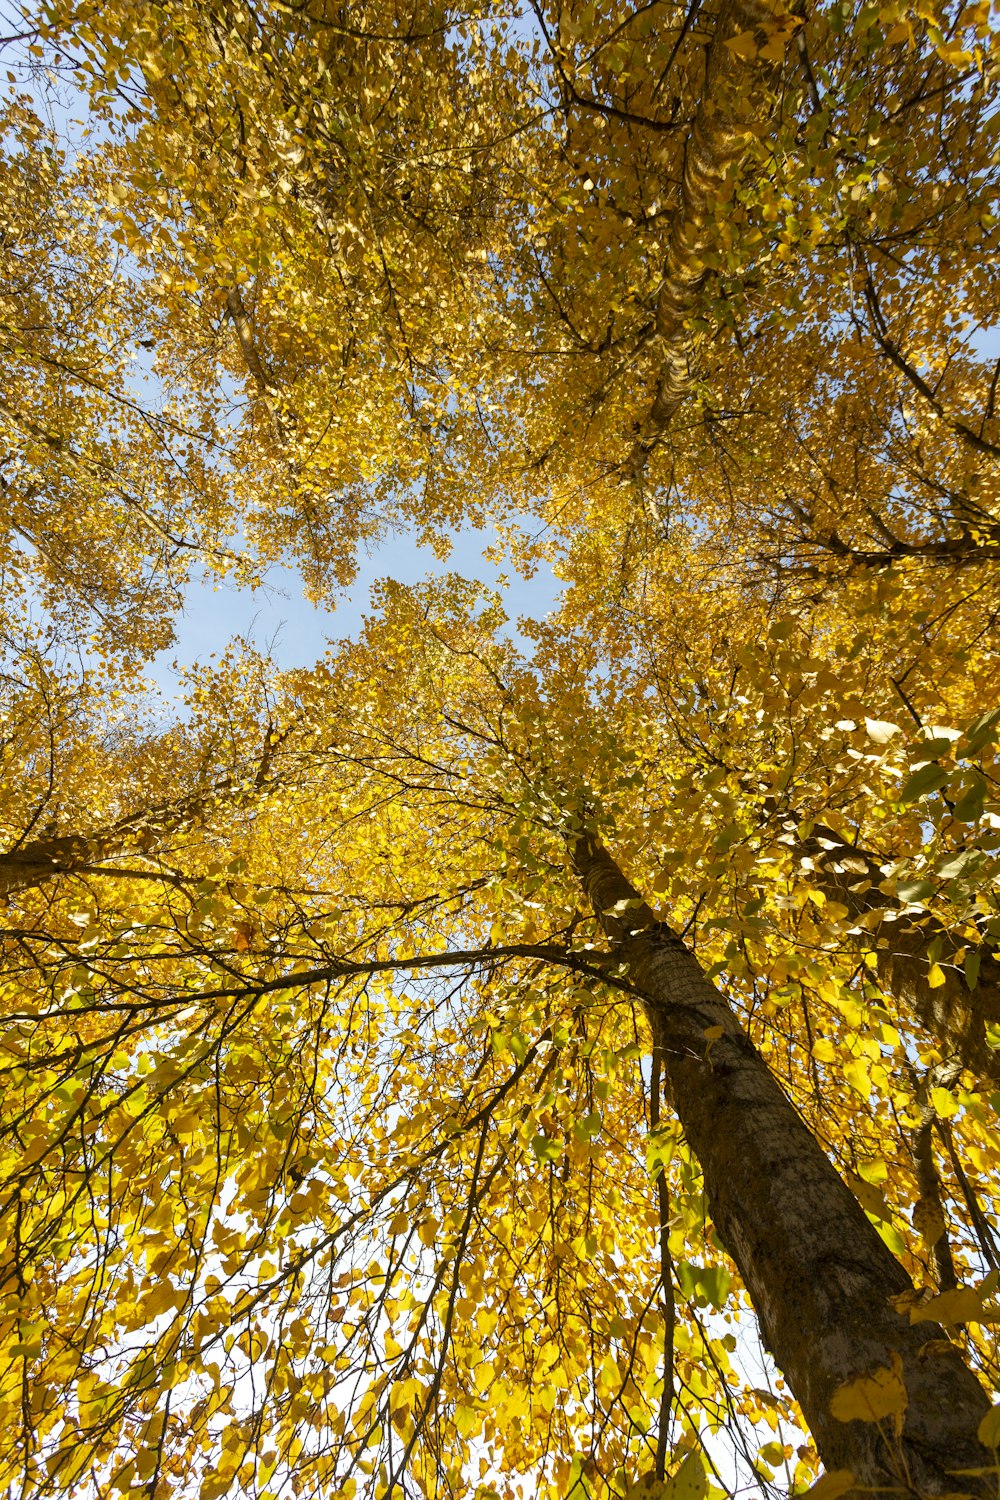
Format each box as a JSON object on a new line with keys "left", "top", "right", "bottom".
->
{"left": 666, "top": 1452, "right": 707, "bottom": 1500}
{"left": 912, "top": 1196, "right": 946, "bottom": 1247}
{"left": 884, "top": 19, "right": 912, "bottom": 42}
{"left": 454, "top": 1404, "right": 479, "bottom": 1438}
{"left": 864, "top": 718, "right": 900, "bottom": 744}
{"left": 909, "top": 1286, "right": 984, "bottom": 1325}
{"left": 801, "top": 1472, "right": 855, "bottom": 1500}
{"left": 929, "top": 1085, "right": 958, "bottom": 1117}
{"left": 141, "top": 1281, "right": 179, "bottom": 1320}
{"left": 927, "top": 963, "right": 946, "bottom": 989}
{"left": 829, "top": 1358, "right": 907, "bottom": 1422}
{"left": 979, "top": 1406, "right": 1000, "bottom": 1448}
{"left": 417, "top": 1217, "right": 439, "bottom": 1248}
{"left": 626, "top": 1452, "right": 707, "bottom": 1500}
{"left": 848, "top": 1174, "right": 889, "bottom": 1221}
{"left": 843, "top": 1058, "right": 871, "bottom": 1099}
{"left": 758, "top": 33, "right": 789, "bottom": 60}
{"left": 724, "top": 29, "right": 758, "bottom": 58}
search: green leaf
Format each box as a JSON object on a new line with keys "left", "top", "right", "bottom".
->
{"left": 898, "top": 763, "right": 950, "bottom": 804}
{"left": 699, "top": 1264, "right": 732, "bottom": 1309}
{"left": 574, "top": 1111, "right": 602, "bottom": 1143}
{"left": 966, "top": 950, "right": 982, "bottom": 991}
{"left": 908, "top": 735, "right": 954, "bottom": 763}
{"left": 711, "top": 821, "right": 743, "bottom": 853}
{"left": 646, "top": 1126, "right": 675, "bottom": 1177}
{"left": 530, "top": 1133, "right": 562, "bottom": 1164}
{"left": 953, "top": 780, "right": 986, "bottom": 823}
{"left": 676, "top": 1261, "right": 731, "bottom": 1309}
{"left": 896, "top": 879, "right": 934, "bottom": 903}
{"left": 566, "top": 1455, "right": 591, "bottom": 1498}
{"left": 509, "top": 1032, "right": 529, "bottom": 1063}
{"left": 936, "top": 849, "right": 982, "bottom": 880}
{"left": 963, "top": 709, "right": 1000, "bottom": 756}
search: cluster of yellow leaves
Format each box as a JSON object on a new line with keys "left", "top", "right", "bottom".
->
{"left": 0, "top": 0, "right": 999, "bottom": 1496}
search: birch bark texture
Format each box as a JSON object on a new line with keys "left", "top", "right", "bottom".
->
{"left": 571, "top": 831, "right": 992, "bottom": 1496}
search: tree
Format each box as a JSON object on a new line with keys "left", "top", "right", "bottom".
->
{"left": 1, "top": 580, "right": 998, "bottom": 1498}
{"left": 2, "top": 0, "right": 1000, "bottom": 1497}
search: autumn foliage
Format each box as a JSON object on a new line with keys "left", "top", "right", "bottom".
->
{"left": 1, "top": 0, "right": 1000, "bottom": 1497}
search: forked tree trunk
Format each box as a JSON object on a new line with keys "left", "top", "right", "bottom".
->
{"left": 798, "top": 822, "right": 1000, "bottom": 1088}
{"left": 571, "top": 832, "right": 992, "bottom": 1495}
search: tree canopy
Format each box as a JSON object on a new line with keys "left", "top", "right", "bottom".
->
{"left": 1, "top": 1, "right": 1000, "bottom": 1498}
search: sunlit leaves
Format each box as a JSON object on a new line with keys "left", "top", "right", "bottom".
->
{"left": 829, "top": 1358, "right": 908, "bottom": 1424}
{"left": 2, "top": 0, "right": 1000, "bottom": 1494}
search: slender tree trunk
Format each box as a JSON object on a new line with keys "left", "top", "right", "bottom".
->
{"left": 0, "top": 735, "right": 278, "bottom": 897}
{"left": 571, "top": 831, "right": 992, "bottom": 1496}
{"left": 0, "top": 833, "right": 102, "bottom": 894}
{"left": 798, "top": 821, "right": 1000, "bottom": 1087}
{"left": 910, "top": 1093, "right": 960, "bottom": 1294}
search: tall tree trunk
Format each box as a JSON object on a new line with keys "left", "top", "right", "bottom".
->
{"left": 571, "top": 831, "right": 992, "bottom": 1495}
{"left": 909, "top": 1063, "right": 960, "bottom": 1294}
{"left": 798, "top": 821, "right": 1000, "bottom": 1087}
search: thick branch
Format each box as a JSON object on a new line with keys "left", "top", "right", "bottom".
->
{"left": 225, "top": 286, "right": 292, "bottom": 444}
{"left": 0, "top": 739, "right": 281, "bottom": 898}
{"left": 862, "top": 274, "right": 1000, "bottom": 462}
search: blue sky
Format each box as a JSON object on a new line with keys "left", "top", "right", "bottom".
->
{"left": 0, "top": 42, "right": 564, "bottom": 694}
{"left": 10, "top": 28, "right": 999, "bottom": 703}
{"left": 145, "top": 523, "right": 565, "bottom": 694}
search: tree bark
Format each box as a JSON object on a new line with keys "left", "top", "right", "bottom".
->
{"left": 571, "top": 831, "right": 992, "bottom": 1495}
{"left": 798, "top": 821, "right": 1000, "bottom": 1088}
{"left": 0, "top": 832, "right": 103, "bottom": 895}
